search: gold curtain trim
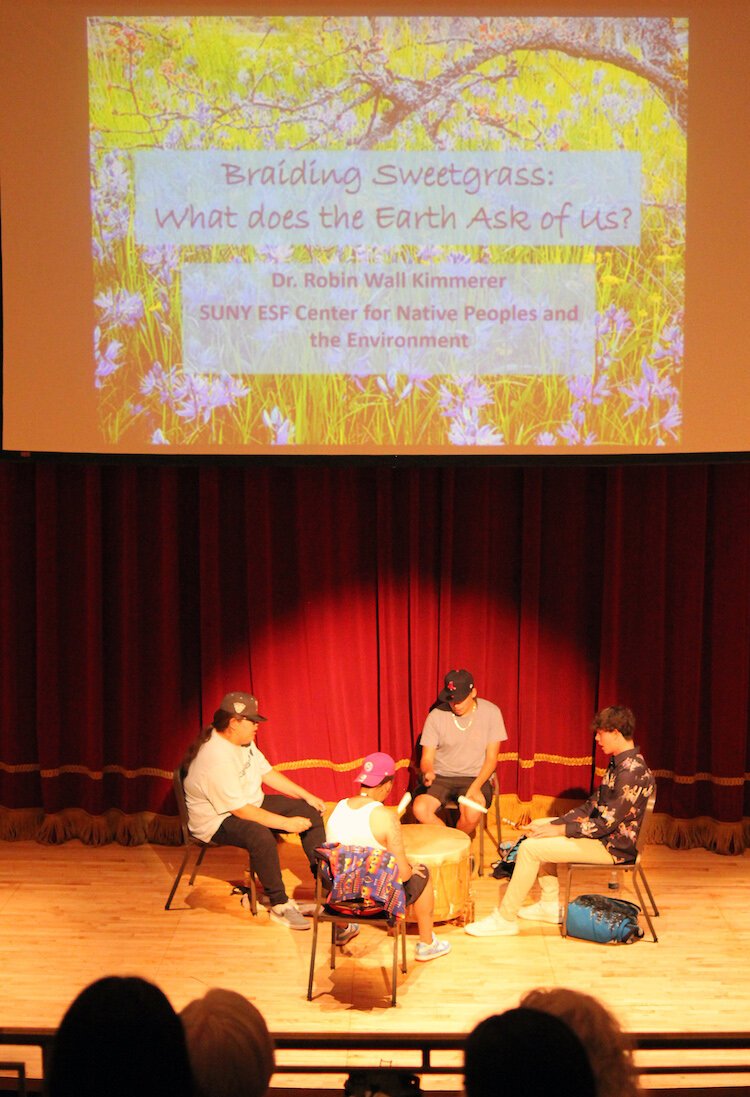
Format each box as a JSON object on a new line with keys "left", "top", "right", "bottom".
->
{"left": 41, "top": 764, "right": 173, "bottom": 780}
{"left": 0, "top": 762, "right": 175, "bottom": 779}
{"left": 277, "top": 757, "right": 412, "bottom": 772}
{"left": 2, "top": 802, "right": 750, "bottom": 853}
{"left": 516, "top": 754, "right": 593, "bottom": 768}
{"left": 650, "top": 768, "right": 747, "bottom": 787}
{"left": 2, "top": 759, "right": 748, "bottom": 787}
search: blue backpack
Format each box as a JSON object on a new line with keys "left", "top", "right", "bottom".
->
{"left": 566, "top": 893, "right": 644, "bottom": 943}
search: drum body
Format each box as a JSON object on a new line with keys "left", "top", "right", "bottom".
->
{"left": 401, "top": 824, "right": 471, "bottom": 924}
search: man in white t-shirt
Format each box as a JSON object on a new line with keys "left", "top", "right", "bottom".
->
{"left": 413, "top": 669, "right": 506, "bottom": 837}
{"left": 182, "top": 691, "right": 326, "bottom": 930}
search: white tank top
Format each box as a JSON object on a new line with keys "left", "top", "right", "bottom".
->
{"left": 326, "top": 798, "right": 386, "bottom": 850}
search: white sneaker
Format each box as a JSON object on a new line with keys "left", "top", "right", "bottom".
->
{"left": 414, "top": 934, "right": 451, "bottom": 962}
{"left": 334, "top": 922, "right": 360, "bottom": 946}
{"left": 518, "top": 900, "right": 562, "bottom": 924}
{"left": 464, "top": 909, "right": 519, "bottom": 937}
{"left": 270, "top": 899, "right": 311, "bottom": 930}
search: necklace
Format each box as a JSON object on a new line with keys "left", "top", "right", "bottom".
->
{"left": 452, "top": 702, "right": 477, "bottom": 731}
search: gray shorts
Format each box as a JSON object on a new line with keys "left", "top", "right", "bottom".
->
{"left": 414, "top": 774, "right": 492, "bottom": 809}
{"left": 403, "top": 866, "right": 430, "bottom": 904}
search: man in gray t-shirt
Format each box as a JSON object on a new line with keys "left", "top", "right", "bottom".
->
{"left": 413, "top": 669, "right": 507, "bottom": 837}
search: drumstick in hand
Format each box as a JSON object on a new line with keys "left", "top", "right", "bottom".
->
{"left": 456, "top": 795, "right": 525, "bottom": 829}
{"left": 458, "top": 794, "right": 488, "bottom": 814}
{"left": 456, "top": 798, "right": 523, "bottom": 828}
{"left": 397, "top": 792, "right": 412, "bottom": 817}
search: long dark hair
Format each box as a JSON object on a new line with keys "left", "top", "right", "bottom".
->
{"left": 181, "top": 709, "right": 232, "bottom": 773}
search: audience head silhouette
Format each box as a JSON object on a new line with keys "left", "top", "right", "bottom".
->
{"left": 520, "top": 986, "right": 642, "bottom": 1097}
{"left": 48, "top": 975, "right": 192, "bottom": 1097}
{"left": 181, "top": 987, "right": 275, "bottom": 1097}
{"left": 464, "top": 1006, "right": 596, "bottom": 1097}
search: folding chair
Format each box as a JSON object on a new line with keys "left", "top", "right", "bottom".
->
{"left": 445, "top": 771, "right": 503, "bottom": 876}
{"left": 561, "top": 788, "right": 660, "bottom": 941}
{"left": 306, "top": 850, "right": 407, "bottom": 1007}
{"left": 164, "top": 767, "right": 258, "bottom": 914}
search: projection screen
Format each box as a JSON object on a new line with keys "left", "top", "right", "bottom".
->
{"left": 1, "top": 2, "right": 748, "bottom": 456}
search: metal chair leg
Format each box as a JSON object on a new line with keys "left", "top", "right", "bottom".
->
{"left": 187, "top": 844, "right": 209, "bottom": 886}
{"left": 478, "top": 813, "right": 485, "bottom": 876}
{"left": 637, "top": 865, "right": 659, "bottom": 916}
{"left": 560, "top": 865, "right": 573, "bottom": 937}
{"left": 329, "top": 920, "right": 337, "bottom": 970}
{"left": 165, "top": 847, "right": 195, "bottom": 910}
{"left": 306, "top": 911, "right": 321, "bottom": 1000}
{"left": 632, "top": 874, "right": 659, "bottom": 942}
{"left": 391, "top": 925, "right": 399, "bottom": 1007}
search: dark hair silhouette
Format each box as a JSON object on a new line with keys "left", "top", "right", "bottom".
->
{"left": 49, "top": 975, "right": 193, "bottom": 1097}
{"left": 592, "top": 705, "right": 636, "bottom": 739}
{"left": 465, "top": 1007, "right": 596, "bottom": 1097}
{"left": 182, "top": 710, "right": 231, "bottom": 772}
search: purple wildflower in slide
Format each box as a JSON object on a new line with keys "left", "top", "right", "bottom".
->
{"left": 172, "top": 374, "right": 250, "bottom": 424}
{"left": 141, "top": 245, "right": 180, "bottom": 288}
{"left": 91, "top": 151, "right": 131, "bottom": 256}
{"left": 447, "top": 407, "right": 503, "bottom": 446}
{"left": 558, "top": 420, "right": 582, "bottom": 445}
{"left": 621, "top": 364, "right": 653, "bottom": 415}
{"left": 376, "top": 368, "right": 418, "bottom": 402}
{"left": 400, "top": 363, "right": 431, "bottom": 395}
{"left": 95, "top": 287, "right": 145, "bottom": 328}
{"left": 567, "top": 374, "right": 611, "bottom": 406}
{"left": 93, "top": 326, "right": 124, "bottom": 388}
{"left": 439, "top": 377, "right": 492, "bottom": 419}
{"left": 141, "top": 362, "right": 173, "bottom": 403}
{"left": 258, "top": 244, "right": 295, "bottom": 263}
{"left": 621, "top": 357, "right": 678, "bottom": 417}
{"left": 652, "top": 402, "right": 682, "bottom": 440}
{"left": 262, "top": 406, "right": 296, "bottom": 445}
{"left": 652, "top": 323, "right": 684, "bottom": 363}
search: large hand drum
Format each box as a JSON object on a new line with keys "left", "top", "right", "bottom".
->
{"left": 401, "top": 824, "right": 471, "bottom": 924}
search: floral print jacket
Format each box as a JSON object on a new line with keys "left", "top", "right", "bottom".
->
{"left": 553, "top": 746, "right": 655, "bottom": 863}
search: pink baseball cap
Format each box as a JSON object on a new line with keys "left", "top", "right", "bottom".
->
{"left": 355, "top": 752, "right": 396, "bottom": 786}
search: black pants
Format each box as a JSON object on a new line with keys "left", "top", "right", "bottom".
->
{"left": 212, "top": 796, "right": 325, "bottom": 906}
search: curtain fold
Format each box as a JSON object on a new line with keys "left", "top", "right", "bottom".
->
{"left": 1, "top": 459, "right": 748, "bottom": 849}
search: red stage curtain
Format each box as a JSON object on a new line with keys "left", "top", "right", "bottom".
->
{"left": 1, "top": 460, "right": 748, "bottom": 850}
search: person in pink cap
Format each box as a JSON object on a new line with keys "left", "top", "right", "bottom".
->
{"left": 325, "top": 751, "right": 451, "bottom": 962}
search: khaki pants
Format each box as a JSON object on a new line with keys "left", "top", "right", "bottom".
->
{"left": 499, "top": 820, "right": 615, "bottom": 921}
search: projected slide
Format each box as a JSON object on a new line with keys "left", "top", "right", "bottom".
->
{"left": 88, "top": 16, "right": 687, "bottom": 451}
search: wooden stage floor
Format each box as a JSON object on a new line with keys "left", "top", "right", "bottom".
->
{"left": 2, "top": 831, "right": 750, "bottom": 1088}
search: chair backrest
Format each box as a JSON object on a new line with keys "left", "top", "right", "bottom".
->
{"left": 634, "top": 787, "right": 657, "bottom": 857}
{"left": 172, "top": 767, "right": 194, "bottom": 844}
